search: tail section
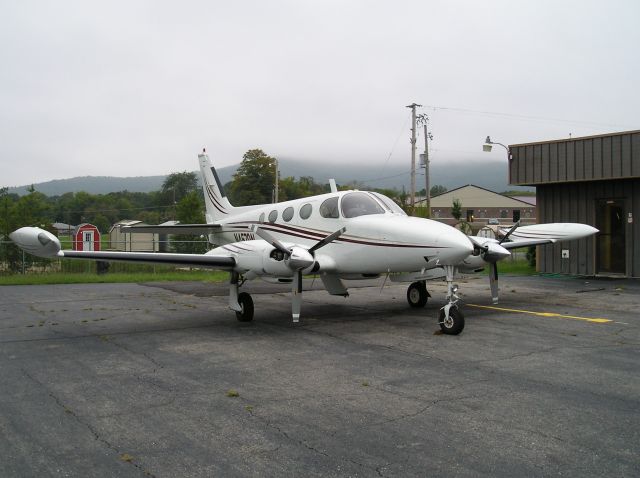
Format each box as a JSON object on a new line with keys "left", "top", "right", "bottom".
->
{"left": 199, "top": 150, "right": 237, "bottom": 223}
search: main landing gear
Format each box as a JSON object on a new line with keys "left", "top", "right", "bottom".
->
{"left": 236, "top": 292, "right": 254, "bottom": 322}
{"left": 405, "top": 268, "right": 465, "bottom": 335}
{"left": 229, "top": 272, "right": 254, "bottom": 322}
{"left": 407, "top": 281, "right": 430, "bottom": 308}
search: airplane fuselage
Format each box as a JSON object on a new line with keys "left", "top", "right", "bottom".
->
{"left": 205, "top": 190, "right": 474, "bottom": 277}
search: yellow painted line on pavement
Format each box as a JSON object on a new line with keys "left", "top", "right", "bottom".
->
{"left": 467, "top": 304, "right": 612, "bottom": 324}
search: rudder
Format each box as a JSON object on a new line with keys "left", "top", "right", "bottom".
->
{"left": 198, "top": 150, "right": 236, "bottom": 223}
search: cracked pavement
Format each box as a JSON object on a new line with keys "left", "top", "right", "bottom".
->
{"left": 1, "top": 275, "right": 639, "bottom": 477}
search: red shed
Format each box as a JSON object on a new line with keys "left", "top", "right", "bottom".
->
{"left": 73, "top": 223, "right": 101, "bottom": 251}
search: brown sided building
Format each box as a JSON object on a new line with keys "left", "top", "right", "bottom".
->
{"left": 509, "top": 129, "right": 640, "bottom": 277}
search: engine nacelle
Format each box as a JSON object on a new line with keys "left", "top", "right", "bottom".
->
{"left": 9, "top": 227, "right": 62, "bottom": 258}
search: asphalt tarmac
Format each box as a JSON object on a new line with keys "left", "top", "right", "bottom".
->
{"left": 1, "top": 274, "right": 639, "bottom": 477}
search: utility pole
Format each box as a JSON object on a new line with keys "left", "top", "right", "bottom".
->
{"left": 273, "top": 158, "right": 279, "bottom": 203}
{"left": 418, "top": 114, "right": 433, "bottom": 217}
{"left": 406, "top": 103, "right": 421, "bottom": 210}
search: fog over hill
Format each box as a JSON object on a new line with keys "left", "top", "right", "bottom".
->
{"left": 7, "top": 159, "right": 532, "bottom": 196}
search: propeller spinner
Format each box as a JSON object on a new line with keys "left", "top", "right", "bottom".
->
{"left": 469, "top": 221, "right": 520, "bottom": 304}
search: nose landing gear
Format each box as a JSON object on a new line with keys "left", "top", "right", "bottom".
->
{"left": 439, "top": 265, "right": 465, "bottom": 335}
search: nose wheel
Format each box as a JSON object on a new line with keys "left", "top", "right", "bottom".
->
{"left": 439, "top": 306, "right": 464, "bottom": 334}
{"left": 438, "top": 265, "right": 465, "bottom": 335}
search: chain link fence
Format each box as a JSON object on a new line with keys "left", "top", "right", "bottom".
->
{"left": 0, "top": 238, "right": 211, "bottom": 276}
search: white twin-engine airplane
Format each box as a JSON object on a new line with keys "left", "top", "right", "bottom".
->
{"left": 11, "top": 150, "right": 598, "bottom": 335}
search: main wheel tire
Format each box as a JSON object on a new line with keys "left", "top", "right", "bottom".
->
{"left": 235, "top": 292, "right": 254, "bottom": 322}
{"left": 439, "top": 306, "right": 465, "bottom": 335}
{"left": 407, "top": 281, "right": 429, "bottom": 308}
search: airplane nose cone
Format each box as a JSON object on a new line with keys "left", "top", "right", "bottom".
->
{"left": 440, "top": 227, "right": 474, "bottom": 263}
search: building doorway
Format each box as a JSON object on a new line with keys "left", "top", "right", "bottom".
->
{"left": 83, "top": 231, "right": 94, "bottom": 251}
{"left": 596, "top": 199, "right": 625, "bottom": 274}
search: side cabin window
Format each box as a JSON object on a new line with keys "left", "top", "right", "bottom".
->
{"left": 299, "top": 203, "right": 312, "bottom": 219}
{"left": 282, "top": 207, "right": 294, "bottom": 222}
{"left": 320, "top": 197, "right": 340, "bottom": 218}
{"left": 268, "top": 210, "right": 278, "bottom": 222}
{"left": 341, "top": 192, "right": 385, "bottom": 218}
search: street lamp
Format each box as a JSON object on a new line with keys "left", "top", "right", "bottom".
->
{"left": 483, "top": 136, "right": 512, "bottom": 160}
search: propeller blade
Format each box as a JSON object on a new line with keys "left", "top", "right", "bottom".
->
{"left": 292, "top": 270, "right": 302, "bottom": 322}
{"left": 499, "top": 220, "right": 521, "bottom": 245}
{"left": 308, "top": 227, "right": 346, "bottom": 253}
{"left": 489, "top": 262, "right": 499, "bottom": 304}
{"left": 250, "top": 225, "right": 290, "bottom": 255}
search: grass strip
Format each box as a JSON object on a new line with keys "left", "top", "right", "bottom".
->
{"left": 0, "top": 270, "right": 228, "bottom": 286}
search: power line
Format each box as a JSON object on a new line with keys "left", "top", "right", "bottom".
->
{"left": 357, "top": 169, "right": 412, "bottom": 184}
{"left": 424, "top": 105, "right": 636, "bottom": 129}
{"left": 381, "top": 111, "right": 412, "bottom": 170}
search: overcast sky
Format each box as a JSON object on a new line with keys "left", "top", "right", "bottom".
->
{"left": 1, "top": 0, "right": 638, "bottom": 187}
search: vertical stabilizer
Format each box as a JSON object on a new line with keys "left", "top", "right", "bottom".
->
{"left": 198, "top": 150, "right": 237, "bottom": 223}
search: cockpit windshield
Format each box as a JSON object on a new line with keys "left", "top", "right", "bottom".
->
{"left": 370, "top": 192, "right": 407, "bottom": 215}
{"left": 341, "top": 192, "right": 386, "bottom": 218}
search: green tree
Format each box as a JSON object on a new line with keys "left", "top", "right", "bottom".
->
{"left": 172, "top": 190, "right": 207, "bottom": 254}
{"left": 161, "top": 171, "right": 199, "bottom": 206}
{"left": 451, "top": 198, "right": 471, "bottom": 234}
{"left": 430, "top": 185, "right": 447, "bottom": 196}
{"left": 228, "top": 149, "right": 276, "bottom": 205}
{"left": 3, "top": 188, "right": 51, "bottom": 272}
{"left": 451, "top": 198, "right": 462, "bottom": 221}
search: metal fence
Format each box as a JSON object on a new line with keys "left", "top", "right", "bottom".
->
{"left": 0, "top": 239, "right": 211, "bottom": 275}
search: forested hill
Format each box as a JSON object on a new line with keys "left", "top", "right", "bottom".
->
{"left": 7, "top": 158, "right": 532, "bottom": 196}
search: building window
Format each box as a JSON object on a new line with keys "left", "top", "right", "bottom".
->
{"left": 513, "top": 210, "right": 521, "bottom": 222}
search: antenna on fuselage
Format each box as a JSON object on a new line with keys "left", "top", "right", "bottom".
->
{"left": 329, "top": 179, "right": 338, "bottom": 193}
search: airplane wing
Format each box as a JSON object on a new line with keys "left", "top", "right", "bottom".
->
{"left": 120, "top": 223, "right": 222, "bottom": 235}
{"left": 499, "top": 223, "right": 598, "bottom": 249}
{"left": 9, "top": 227, "right": 235, "bottom": 270}
{"left": 61, "top": 250, "right": 235, "bottom": 269}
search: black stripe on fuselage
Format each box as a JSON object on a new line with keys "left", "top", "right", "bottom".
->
{"left": 227, "top": 221, "right": 442, "bottom": 249}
